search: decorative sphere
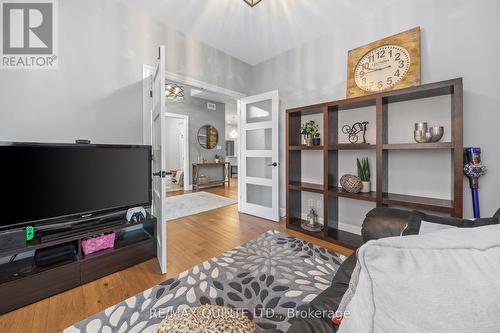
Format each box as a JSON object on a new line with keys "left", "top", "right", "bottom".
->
{"left": 340, "top": 174, "right": 362, "bottom": 193}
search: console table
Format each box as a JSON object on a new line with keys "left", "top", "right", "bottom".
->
{"left": 192, "top": 162, "right": 230, "bottom": 190}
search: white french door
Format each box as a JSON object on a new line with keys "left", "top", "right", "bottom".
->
{"left": 151, "top": 46, "right": 167, "bottom": 274}
{"left": 239, "top": 90, "right": 280, "bottom": 222}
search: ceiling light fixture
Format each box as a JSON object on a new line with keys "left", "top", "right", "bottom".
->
{"left": 165, "top": 82, "right": 184, "bottom": 101}
{"left": 244, "top": 0, "right": 262, "bottom": 7}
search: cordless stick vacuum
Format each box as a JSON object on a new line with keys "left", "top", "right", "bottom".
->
{"left": 463, "top": 147, "right": 487, "bottom": 219}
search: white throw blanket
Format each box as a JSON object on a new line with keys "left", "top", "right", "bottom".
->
{"left": 338, "top": 224, "right": 500, "bottom": 333}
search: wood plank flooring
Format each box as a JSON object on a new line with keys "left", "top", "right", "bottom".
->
{"left": 0, "top": 180, "right": 352, "bottom": 333}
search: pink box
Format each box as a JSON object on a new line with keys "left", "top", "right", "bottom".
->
{"left": 81, "top": 232, "right": 116, "bottom": 255}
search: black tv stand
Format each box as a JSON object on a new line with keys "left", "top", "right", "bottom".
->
{"left": 0, "top": 213, "right": 157, "bottom": 314}
{"left": 38, "top": 218, "right": 123, "bottom": 242}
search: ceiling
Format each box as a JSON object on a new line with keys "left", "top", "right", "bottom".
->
{"left": 117, "top": 0, "right": 397, "bottom": 65}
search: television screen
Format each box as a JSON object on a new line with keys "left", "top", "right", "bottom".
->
{"left": 0, "top": 143, "right": 151, "bottom": 228}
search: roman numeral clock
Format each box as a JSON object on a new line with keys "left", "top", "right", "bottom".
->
{"left": 347, "top": 27, "right": 421, "bottom": 97}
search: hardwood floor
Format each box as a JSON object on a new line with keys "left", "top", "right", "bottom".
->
{"left": 0, "top": 180, "right": 353, "bottom": 333}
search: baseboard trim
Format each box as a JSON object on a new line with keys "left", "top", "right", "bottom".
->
{"left": 338, "top": 222, "right": 362, "bottom": 235}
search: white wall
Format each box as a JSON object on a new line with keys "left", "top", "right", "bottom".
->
{"left": 250, "top": 0, "right": 500, "bottom": 224}
{"left": 0, "top": 0, "right": 250, "bottom": 145}
{"left": 165, "top": 118, "right": 183, "bottom": 171}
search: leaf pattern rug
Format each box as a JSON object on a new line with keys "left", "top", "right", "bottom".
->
{"left": 63, "top": 230, "right": 344, "bottom": 333}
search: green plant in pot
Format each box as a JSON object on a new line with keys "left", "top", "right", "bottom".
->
{"left": 312, "top": 132, "right": 321, "bottom": 146}
{"left": 301, "top": 120, "right": 320, "bottom": 146}
{"left": 214, "top": 154, "right": 221, "bottom": 163}
{"left": 357, "top": 157, "right": 371, "bottom": 193}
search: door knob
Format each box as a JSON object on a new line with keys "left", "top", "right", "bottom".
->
{"left": 267, "top": 162, "right": 278, "bottom": 167}
{"left": 153, "top": 171, "right": 166, "bottom": 178}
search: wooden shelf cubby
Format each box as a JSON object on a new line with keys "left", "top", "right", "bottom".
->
{"left": 286, "top": 78, "right": 463, "bottom": 249}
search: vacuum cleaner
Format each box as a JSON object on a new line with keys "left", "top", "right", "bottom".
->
{"left": 463, "top": 147, "right": 487, "bottom": 218}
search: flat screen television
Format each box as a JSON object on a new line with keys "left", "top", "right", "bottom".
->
{"left": 0, "top": 142, "right": 152, "bottom": 230}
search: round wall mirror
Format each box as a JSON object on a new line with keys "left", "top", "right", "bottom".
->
{"left": 197, "top": 125, "right": 219, "bottom": 149}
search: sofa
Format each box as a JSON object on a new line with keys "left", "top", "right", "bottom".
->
{"left": 287, "top": 207, "right": 500, "bottom": 333}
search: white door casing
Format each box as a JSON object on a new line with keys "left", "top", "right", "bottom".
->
{"left": 151, "top": 46, "right": 167, "bottom": 274}
{"left": 239, "top": 90, "right": 280, "bottom": 222}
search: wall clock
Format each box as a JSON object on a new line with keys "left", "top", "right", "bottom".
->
{"left": 347, "top": 27, "right": 421, "bottom": 98}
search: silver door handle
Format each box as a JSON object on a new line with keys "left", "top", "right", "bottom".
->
{"left": 267, "top": 162, "right": 278, "bottom": 167}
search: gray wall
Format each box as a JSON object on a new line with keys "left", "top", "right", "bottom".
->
{"left": 250, "top": 0, "right": 500, "bottom": 225}
{"left": 0, "top": 0, "right": 250, "bottom": 145}
{"left": 167, "top": 88, "right": 226, "bottom": 184}
{"left": 1, "top": 0, "right": 498, "bottom": 225}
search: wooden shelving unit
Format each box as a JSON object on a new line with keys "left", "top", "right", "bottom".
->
{"left": 289, "top": 145, "right": 324, "bottom": 151}
{"left": 286, "top": 78, "right": 463, "bottom": 249}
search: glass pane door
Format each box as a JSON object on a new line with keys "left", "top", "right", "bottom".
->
{"left": 239, "top": 91, "right": 279, "bottom": 221}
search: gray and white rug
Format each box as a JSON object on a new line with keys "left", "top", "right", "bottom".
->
{"left": 63, "top": 230, "right": 344, "bottom": 333}
{"left": 166, "top": 191, "right": 237, "bottom": 221}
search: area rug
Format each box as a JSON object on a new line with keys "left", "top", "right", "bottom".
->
{"left": 63, "top": 230, "right": 344, "bottom": 333}
{"left": 166, "top": 191, "right": 237, "bottom": 221}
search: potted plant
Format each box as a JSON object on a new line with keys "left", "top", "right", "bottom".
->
{"left": 214, "top": 154, "right": 221, "bottom": 163}
{"left": 301, "top": 120, "right": 319, "bottom": 146}
{"left": 312, "top": 132, "right": 321, "bottom": 146}
{"left": 357, "top": 157, "right": 371, "bottom": 193}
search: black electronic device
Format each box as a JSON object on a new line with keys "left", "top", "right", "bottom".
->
{"left": 0, "top": 229, "right": 25, "bottom": 251}
{"left": 0, "top": 142, "right": 152, "bottom": 231}
{"left": 130, "top": 212, "right": 145, "bottom": 223}
{"left": 34, "top": 242, "right": 77, "bottom": 267}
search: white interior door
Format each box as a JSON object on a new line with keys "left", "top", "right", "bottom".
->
{"left": 239, "top": 90, "right": 280, "bottom": 221}
{"left": 151, "top": 46, "right": 167, "bottom": 274}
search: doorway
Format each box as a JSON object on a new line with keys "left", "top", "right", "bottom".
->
{"left": 165, "top": 113, "right": 189, "bottom": 193}
{"left": 142, "top": 65, "right": 280, "bottom": 222}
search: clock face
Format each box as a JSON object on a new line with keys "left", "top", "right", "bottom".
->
{"left": 354, "top": 45, "right": 411, "bottom": 92}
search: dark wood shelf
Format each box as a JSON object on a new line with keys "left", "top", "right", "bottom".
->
{"left": 382, "top": 79, "right": 457, "bottom": 104}
{"left": 329, "top": 143, "right": 376, "bottom": 150}
{"left": 81, "top": 229, "right": 153, "bottom": 261}
{"left": 288, "top": 181, "right": 324, "bottom": 193}
{"left": 286, "top": 105, "right": 325, "bottom": 115}
{"left": 328, "top": 187, "right": 377, "bottom": 202}
{"left": 383, "top": 142, "right": 453, "bottom": 150}
{"left": 331, "top": 97, "right": 377, "bottom": 111}
{"left": 326, "top": 227, "right": 363, "bottom": 249}
{"left": 286, "top": 220, "right": 362, "bottom": 250}
{"left": 288, "top": 146, "right": 324, "bottom": 151}
{"left": 286, "top": 220, "right": 324, "bottom": 238}
{"left": 382, "top": 193, "right": 453, "bottom": 213}
{"left": 0, "top": 255, "right": 78, "bottom": 285}
{"left": 286, "top": 78, "right": 463, "bottom": 251}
